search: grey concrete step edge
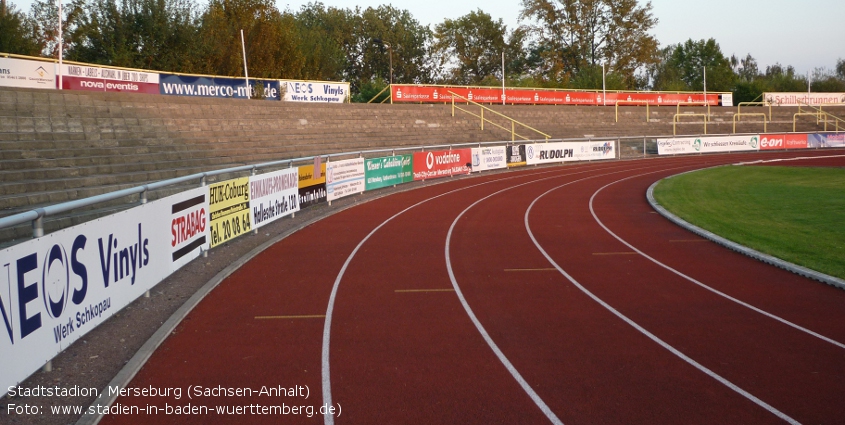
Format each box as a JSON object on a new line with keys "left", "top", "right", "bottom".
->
{"left": 646, "top": 177, "right": 845, "bottom": 291}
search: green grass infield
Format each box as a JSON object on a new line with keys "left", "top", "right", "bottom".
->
{"left": 653, "top": 165, "right": 845, "bottom": 280}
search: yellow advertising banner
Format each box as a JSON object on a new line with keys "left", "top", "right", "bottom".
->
{"left": 298, "top": 163, "right": 326, "bottom": 188}
{"left": 208, "top": 177, "right": 252, "bottom": 248}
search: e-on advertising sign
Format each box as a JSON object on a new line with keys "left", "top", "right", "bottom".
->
{"left": 365, "top": 155, "right": 413, "bottom": 190}
{"left": 0, "top": 190, "right": 208, "bottom": 396}
{"left": 249, "top": 168, "right": 300, "bottom": 230}
{"left": 412, "top": 149, "right": 471, "bottom": 181}
{"left": 208, "top": 177, "right": 251, "bottom": 248}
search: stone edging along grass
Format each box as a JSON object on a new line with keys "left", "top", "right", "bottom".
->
{"left": 646, "top": 176, "right": 845, "bottom": 291}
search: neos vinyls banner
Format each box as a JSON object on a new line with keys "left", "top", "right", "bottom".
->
{"left": 0, "top": 188, "right": 208, "bottom": 396}
{"left": 657, "top": 135, "right": 760, "bottom": 155}
{"left": 282, "top": 80, "right": 349, "bottom": 103}
{"left": 525, "top": 141, "right": 616, "bottom": 165}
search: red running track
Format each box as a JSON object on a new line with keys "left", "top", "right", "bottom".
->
{"left": 100, "top": 150, "right": 845, "bottom": 425}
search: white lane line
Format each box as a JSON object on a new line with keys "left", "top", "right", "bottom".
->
{"left": 588, "top": 173, "right": 845, "bottom": 350}
{"left": 525, "top": 176, "right": 801, "bottom": 425}
{"left": 320, "top": 165, "right": 612, "bottom": 425}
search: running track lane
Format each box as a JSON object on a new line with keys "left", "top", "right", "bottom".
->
{"left": 100, "top": 151, "right": 844, "bottom": 424}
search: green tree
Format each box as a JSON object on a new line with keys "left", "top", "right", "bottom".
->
{"left": 356, "top": 5, "right": 432, "bottom": 88}
{"left": 196, "top": 0, "right": 301, "bottom": 78}
{"left": 293, "top": 2, "right": 352, "bottom": 80}
{"left": 432, "top": 9, "right": 511, "bottom": 85}
{"left": 519, "top": 0, "right": 658, "bottom": 88}
{"left": 650, "top": 39, "right": 735, "bottom": 92}
{"left": 0, "top": 0, "right": 40, "bottom": 55}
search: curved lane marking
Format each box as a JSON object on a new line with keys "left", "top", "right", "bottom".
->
{"left": 524, "top": 170, "right": 802, "bottom": 425}
{"left": 588, "top": 173, "right": 845, "bottom": 350}
{"left": 320, "top": 165, "right": 620, "bottom": 425}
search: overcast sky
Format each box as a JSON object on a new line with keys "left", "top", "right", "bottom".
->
{"left": 11, "top": 0, "right": 844, "bottom": 75}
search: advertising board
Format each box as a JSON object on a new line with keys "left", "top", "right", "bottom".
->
{"left": 764, "top": 92, "right": 845, "bottom": 106}
{"left": 327, "top": 158, "right": 365, "bottom": 202}
{"left": 281, "top": 80, "right": 349, "bottom": 103}
{"left": 657, "top": 135, "right": 760, "bottom": 155}
{"left": 0, "top": 189, "right": 208, "bottom": 396}
{"left": 298, "top": 163, "right": 327, "bottom": 208}
{"left": 808, "top": 133, "right": 845, "bottom": 148}
{"left": 525, "top": 141, "right": 616, "bottom": 165}
{"left": 471, "top": 146, "right": 508, "bottom": 172}
{"left": 249, "top": 168, "right": 300, "bottom": 229}
{"left": 412, "top": 149, "right": 472, "bottom": 181}
{"left": 208, "top": 177, "right": 251, "bottom": 248}
{"left": 365, "top": 155, "right": 413, "bottom": 190}
{"left": 160, "top": 74, "right": 280, "bottom": 100}
{"left": 759, "top": 134, "right": 808, "bottom": 150}
{"left": 57, "top": 64, "right": 159, "bottom": 94}
{"left": 0, "top": 57, "right": 54, "bottom": 89}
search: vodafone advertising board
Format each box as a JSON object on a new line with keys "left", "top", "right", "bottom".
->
{"left": 58, "top": 64, "right": 159, "bottom": 94}
{"left": 413, "top": 149, "right": 471, "bottom": 180}
{"left": 392, "top": 85, "right": 720, "bottom": 106}
{"left": 525, "top": 141, "right": 616, "bottom": 165}
{"left": 759, "top": 134, "right": 808, "bottom": 150}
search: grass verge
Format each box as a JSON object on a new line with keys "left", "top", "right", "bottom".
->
{"left": 653, "top": 165, "right": 845, "bottom": 280}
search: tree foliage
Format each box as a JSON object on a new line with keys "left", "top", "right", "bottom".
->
{"left": 0, "top": 0, "right": 41, "bottom": 55}
{"left": 518, "top": 0, "right": 658, "bottom": 88}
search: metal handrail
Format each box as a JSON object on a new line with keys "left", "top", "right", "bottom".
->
{"left": 676, "top": 102, "right": 711, "bottom": 120}
{"left": 673, "top": 113, "right": 708, "bottom": 135}
{"left": 367, "top": 84, "right": 392, "bottom": 104}
{"left": 449, "top": 91, "right": 551, "bottom": 142}
{"left": 795, "top": 101, "right": 844, "bottom": 132}
{"left": 615, "top": 100, "right": 650, "bottom": 122}
{"left": 732, "top": 113, "right": 767, "bottom": 133}
{"left": 737, "top": 101, "right": 772, "bottom": 121}
{"left": 2, "top": 139, "right": 566, "bottom": 235}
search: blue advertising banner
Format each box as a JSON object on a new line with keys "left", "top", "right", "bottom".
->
{"left": 159, "top": 74, "right": 280, "bottom": 100}
{"left": 808, "top": 133, "right": 845, "bottom": 148}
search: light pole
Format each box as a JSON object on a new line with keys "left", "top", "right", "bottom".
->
{"left": 373, "top": 38, "right": 393, "bottom": 85}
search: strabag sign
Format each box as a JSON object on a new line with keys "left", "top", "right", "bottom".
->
{"left": 657, "top": 135, "right": 760, "bottom": 155}
{"left": 525, "top": 141, "right": 616, "bottom": 165}
{"left": 471, "top": 146, "right": 508, "bottom": 172}
{"left": 0, "top": 189, "right": 208, "bottom": 396}
{"left": 249, "top": 168, "right": 300, "bottom": 229}
{"left": 412, "top": 149, "right": 471, "bottom": 180}
{"left": 327, "top": 158, "right": 365, "bottom": 202}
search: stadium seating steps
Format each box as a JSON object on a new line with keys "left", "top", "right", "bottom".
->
{"left": 0, "top": 86, "right": 830, "bottom": 244}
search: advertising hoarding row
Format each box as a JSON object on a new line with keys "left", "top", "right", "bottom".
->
{"left": 657, "top": 133, "right": 844, "bottom": 155}
{"left": 391, "top": 85, "right": 722, "bottom": 106}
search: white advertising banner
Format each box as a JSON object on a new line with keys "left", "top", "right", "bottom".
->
{"left": 0, "top": 57, "right": 55, "bottom": 89}
{"left": 525, "top": 141, "right": 616, "bottom": 165}
{"left": 471, "top": 146, "right": 508, "bottom": 172}
{"left": 657, "top": 135, "right": 760, "bottom": 155}
{"left": 764, "top": 92, "right": 845, "bottom": 106}
{"left": 0, "top": 188, "right": 208, "bottom": 396}
{"left": 249, "top": 168, "right": 300, "bottom": 229}
{"left": 327, "top": 158, "right": 366, "bottom": 202}
{"left": 281, "top": 80, "right": 349, "bottom": 103}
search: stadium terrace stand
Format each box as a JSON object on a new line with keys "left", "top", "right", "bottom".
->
{"left": 0, "top": 85, "right": 832, "bottom": 244}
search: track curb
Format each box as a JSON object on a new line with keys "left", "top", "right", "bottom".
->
{"left": 646, "top": 176, "right": 845, "bottom": 292}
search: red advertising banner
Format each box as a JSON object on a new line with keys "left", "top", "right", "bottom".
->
{"left": 392, "top": 85, "right": 721, "bottom": 106}
{"left": 57, "top": 64, "right": 160, "bottom": 94}
{"left": 760, "top": 133, "right": 809, "bottom": 150}
{"left": 413, "top": 149, "right": 471, "bottom": 181}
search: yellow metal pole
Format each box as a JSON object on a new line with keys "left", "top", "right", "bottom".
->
{"left": 481, "top": 108, "right": 484, "bottom": 130}
{"left": 512, "top": 121, "right": 515, "bottom": 141}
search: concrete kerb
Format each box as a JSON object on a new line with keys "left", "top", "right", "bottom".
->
{"left": 646, "top": 176, "right": 845, "bottom": 291}
{"left": 73, "top": 169, "right": 492, "bottom": 425}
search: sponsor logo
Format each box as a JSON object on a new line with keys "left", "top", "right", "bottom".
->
{"left": 426, "top": 152, "right": 435, "bottom": 169}
{"left": 693, "top": 139, "right": 702, "bottom": 151}
{"left": 592, "top": 142, "right": 613, "bottom": 155}
{"left": 750, "top": 136, "right": 759, "bottom": 149}
{"left": 526, "top": 145, "right": 534, "bottom": 160}
{"left": 538, "top": 149, "right": 573, "bottom": 160}
{"left": 761, "top": 136, "right": 783, "bottom": 149}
